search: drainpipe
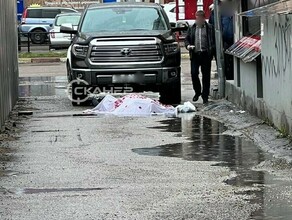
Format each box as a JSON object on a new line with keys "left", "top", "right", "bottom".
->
{"left": 214, "top": 0, "right": 225, "bottom": 98}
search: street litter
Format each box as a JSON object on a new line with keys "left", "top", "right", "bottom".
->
{"left": 18, "top": 111, "right": 33, "bottom": 116}
{"left": 237, "top": 110, "right": 246, "bottom": 114}
{"left": 84, "top": 94, "right": 177, "bottom": 116}
{"left": 176, "top": 101, "right": 197, "bottom": 113}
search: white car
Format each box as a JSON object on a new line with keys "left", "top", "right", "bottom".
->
{"left": 162, "top": 3, "right": 185, "bottom": 23}
{"left": 49, "top": 13, "right": 81, "bottom": 49}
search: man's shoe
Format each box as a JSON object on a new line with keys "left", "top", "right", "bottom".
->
{"left": 193, "top": 94, "right": 201, "bottom": 102}
{"left": 203, "top": 99, "right": 209, "bottom": 104}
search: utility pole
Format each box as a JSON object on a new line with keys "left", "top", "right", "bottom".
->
{"left": 214, "top": 0, "right": 225, "bottom": 98}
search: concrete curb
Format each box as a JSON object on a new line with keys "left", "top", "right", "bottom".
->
{"left": 18, "top": 58, "right": 32, "bottom": 64}
{"left": 18, "top": 57, "right": 67, "bottom": 64}
{"left": 18, "top": 54, "right": 190, "bottom": 64}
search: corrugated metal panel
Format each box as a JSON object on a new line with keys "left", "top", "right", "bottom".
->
{"left": 0, "top": 0, "right": 19, "bottom": 129}
{"left": 239, "top": 0, "right": 292, "bottom": 16}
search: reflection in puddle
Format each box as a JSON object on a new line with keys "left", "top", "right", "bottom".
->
{"left": 133, "top": 116, "right": 292, "bottom": 220}
{"left": 0, "top": 170, "right": 20, "bottom": 177}
{"left": 19, "top": 76, "right": 67, "bottom": 97}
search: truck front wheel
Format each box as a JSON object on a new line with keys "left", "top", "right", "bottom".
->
{"left": 159, "top": 77, "right": 181, "bottom": 105}
{"left": 71, "top": 82, "right": 90, "bottom": 106}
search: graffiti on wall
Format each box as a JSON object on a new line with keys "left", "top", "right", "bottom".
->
{"left": 262, "top": 15, "right": 291, "bottom": 77}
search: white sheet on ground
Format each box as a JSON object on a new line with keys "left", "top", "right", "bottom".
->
{"left": 84, "top": 94, "right": 177, "bottom": 116}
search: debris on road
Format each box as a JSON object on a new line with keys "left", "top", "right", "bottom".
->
{"left": 18, "top": 111, "right": 33, "bottom": 116}
{"left": 84, "top": 94, "right": 177, "bottom": 116}
{"left": 229, "top": 110, "right": 246, "bottom": 114}
{"left": 176, "top": 101, "right": 197, "bottom": 113}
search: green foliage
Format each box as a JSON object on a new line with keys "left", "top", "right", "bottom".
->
{"left": 19, "top": 52, "right": 67, "bottom": 58}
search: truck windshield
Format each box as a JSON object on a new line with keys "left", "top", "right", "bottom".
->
{"left": 81, "top": 7, "right": 168, "bottom": 33}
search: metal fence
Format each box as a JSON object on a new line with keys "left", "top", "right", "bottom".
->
{"left": 18, "top": 31, "right": 187, "bottom": 53}
{"left": 18, "top": 31, "right": 73, "bottom": 52}
{"left": 0, "top": 0, "right": 19, "bottom": 129}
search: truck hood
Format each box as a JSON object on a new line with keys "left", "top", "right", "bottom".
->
{"left": 75, "top": 30, "right": 175, "bottom": 44}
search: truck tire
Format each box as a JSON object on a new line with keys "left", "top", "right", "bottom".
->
{"left": 31, "top": 29, "right": 46, "bottom": 44}
{"left": 71, "top": 81, "right": 90, "bottom": 106}
{"left": 66, "top": 63, "right": 73, "bottom": 82}
{"left": 159, "top": 77, "right": 181, "bottom": 105}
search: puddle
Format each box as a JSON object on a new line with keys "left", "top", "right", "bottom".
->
{"left": 31, "top": 129, "right": 64, "bottom": 133}
{"left": 11, "top": 187, "right": 106, "bottom": 195}
{"left": 138, "top": 117, "right": 265, "bottom": 170}
{"left": 19, "top": 76, "right": 67, "bottom": 84}
{"left": 0, "top": 170, "right": 20, "bottom": 177}
{"left": 19, "top": 76, "right": 68, "bottom": 98}
{"left": 133, "top": 116, "right": 292, "bottom": 220}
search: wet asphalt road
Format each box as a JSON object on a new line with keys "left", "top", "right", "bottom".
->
{"left": 1, "top": 60, "right": 292, "bottom": 219}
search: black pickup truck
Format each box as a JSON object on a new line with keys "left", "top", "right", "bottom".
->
{"left": 61, "top": 3, "right": 186, "bottom": 105}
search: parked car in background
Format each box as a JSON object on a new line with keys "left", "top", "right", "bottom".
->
{"left": 162, "top": 2, "right": 196, "bottom": 26}
{"left": 162, "top": 2, "right": 185, "bottom": 24}
{"left": 61, "top": 3, "right": 187, "bottom": 106}
{"left": 162, "top": 3, "right": 190, "bottom": 40}
{"left": 49, "top": 13, "right": 81, "bottom": 50}
{"left": 20, "top": 7, "right": 78, "bottom": 44}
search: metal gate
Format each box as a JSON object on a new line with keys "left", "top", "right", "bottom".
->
{"left": 0, "top": 0, "right": 19, "bottom": 129}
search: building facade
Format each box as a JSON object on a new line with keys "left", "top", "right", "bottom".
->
{"left": 225, "top": 0, "right": 292, "bottom": 135}
{"left": 0, "top": 0, "right": 19, "bottom": 129}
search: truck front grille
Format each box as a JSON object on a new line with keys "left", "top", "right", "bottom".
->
{"left": 89, "top": 38, "right": 163, "bottom": 64}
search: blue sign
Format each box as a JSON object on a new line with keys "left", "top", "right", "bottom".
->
{"left": 17, "top": 0, "right": 25, "bottom": 22}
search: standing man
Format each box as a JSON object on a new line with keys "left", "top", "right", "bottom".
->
{"left": 185, "top": 10, "right": 215, "bottom": 104}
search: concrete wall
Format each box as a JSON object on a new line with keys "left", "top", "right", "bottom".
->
{"left": 226, "top": 14, "right": 292, "bottom": 135}
{"left": 261, "top": 14, "right": 292, "bottom": 134}
{"left": 0, "top": 0, "right": 19, "bottom": 129}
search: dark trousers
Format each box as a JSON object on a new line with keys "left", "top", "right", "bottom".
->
{"left": 190, "top": 51, "right": 212, "bottom": 100}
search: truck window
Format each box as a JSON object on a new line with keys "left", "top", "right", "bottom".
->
{"left": 27, "top": 9, "right": 42, "bottom": 18}
{"left": 61, "top": 9, "right": 76, "bottom": 14}
{"left": 55, "top": 15, "right": 80, "bottom": 26}
{"left": 42, "top": 9, "right": 61, "bottom": 18}
{"left": 81, "top": 7, "right": 168, "bottom": 33}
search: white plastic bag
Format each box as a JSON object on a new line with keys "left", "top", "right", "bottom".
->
{"left": 176, "top": 101, "right": 197, "bottom": 113}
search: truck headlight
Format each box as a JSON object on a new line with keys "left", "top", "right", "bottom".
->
{"left": 164, "top": 42, "right": 179, "bottom": 55}
{"left": 72, "top": 44, "right": 89, "bottom": 58}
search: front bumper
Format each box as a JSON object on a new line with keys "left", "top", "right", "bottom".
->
{"left": 71, "top": 67, "right": 181, "bottom": 86}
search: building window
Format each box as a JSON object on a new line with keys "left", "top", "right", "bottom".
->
{"left": 242, "top": 0, "right": 279, "bottom": 36}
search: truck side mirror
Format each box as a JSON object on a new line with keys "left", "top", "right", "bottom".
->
{"left": 60, "top": 23, "right": 77, "bottom": 34}
{"left": 170, "top": 22, "right": 176, "bottom": 28}
{"left": 171, "top": 22, "right": 188, "bottom": 32}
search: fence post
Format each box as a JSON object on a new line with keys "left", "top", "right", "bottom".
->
{"left": 27, "top": 32, "right": 30, "bottom": 53}
{"left": 18, "top": 27, "right": 21, "bottom": 52}
{"left": 214, "top": 0, "right": 225, "bottom": 98}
